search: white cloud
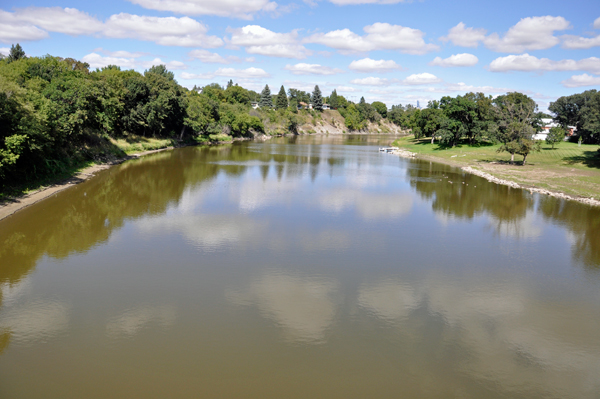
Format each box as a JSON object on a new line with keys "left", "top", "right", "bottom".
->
{"left": 484, "top": 16, "right": 571, "bottom": 53}
{"left": 420, "top": 82, "right": 511, "bottom": 94}
{"left": 348, "top": 58, "right": 401, "bottom": 73}
{"left": 336, "top": 85, "right": 357, "bottom": 93}
{"left": 488, "top": 54, "right": 600, "bottom": 74}
{"left": 284, "top": 63, "right": 343, "bottom": 75}
{"left": 0, "top": 10, "right": 49, "bottom": 43}
{"left": 10, "top": 7, "right": 103, "bottom": 36}
{"left": 82, "top": 52, "right": 188, "bottom": 71}
{"left": 98, "top": 48, "right": 147, "bottom": 58}
{"left": 429, "top": 53, "right": 478, "bottom": 67}
{"left": 442, "top": 17, "right": 571, "bottom": 53}
{"left": 594, "top": 17, "right": 600, "bottom": 29}
{"left": 228, "top": 25, "right": 310, "bottom": 58}
{"left": 306, "top": 23, "right": 439, "bottom": 55}
{"left": 561, "top": 73, "right": 600, "bottom": 88}
{"left": 440, "top": 22, "right": 487, "bottom": 47}
{"left": 188, "top": 49, "right": 247, "bottom": 64}
{"left": 561, "top": 34, "right": 600, "bottom": 49}
{"left": 350, "top": 77, "right": 392, "bottom": 86}
{"left": 126, "top": 0, "right": 278, "bottom": 20}
{"left": 104, "top": 13, "right": 223, "bottom": 48}
{"left": 401, "top": 73, "right": 442, "bottom": 85}
{"left": 0, "top": 47, "right": 9, "bottom": 56}
{"left": 181, "top": 67, "right": 270, "bottom": 80}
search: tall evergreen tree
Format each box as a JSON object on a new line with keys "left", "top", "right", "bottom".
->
{"left": 227, "top": 79, "right": 233, "bottom": 88}
{"left": 312, "top": 85, "right": 323, "bottom": 111}
{"left": 259, "top": 84, "right": 273, "bottom": 108}
{"left": 329, "top": 89, "right": 339, "bottom": 109}
{"left": 276, "top": 85, "right": 288, "bottom": 110}
{"left": 7, "top": 43, "right": 26, "bottom": 63}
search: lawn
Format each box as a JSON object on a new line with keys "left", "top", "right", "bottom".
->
{"left": 393, "top": 136, "right": 600, "bottom": 199}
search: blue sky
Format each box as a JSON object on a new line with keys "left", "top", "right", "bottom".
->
{"left": 1, "top": 0, "right": 599, "bottom": 110}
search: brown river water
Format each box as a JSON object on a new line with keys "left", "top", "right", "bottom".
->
{"left": 1, "top": 135, "right": 599, "bottom": 398}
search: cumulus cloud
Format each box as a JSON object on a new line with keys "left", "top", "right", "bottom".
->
{"left": 96, "top": 48, "right": 147, "bottom": 58}
{"left": 8, "top": 7, "right": 103, "bottom": 36}
{"left": 104, "top": 13, "right": 223, "bottom": 48}
{"left": 188, "top": 49, "right": 248, "bottom": 64}
{"left": 429, "top": 53, "right": 478, "bottom": 67}
{"left": 306, "top": 23, "right": 439, "bottom": 55}
{"left": 594, "top": 17, "right": 600, "bottom": 29}
{"left": 82, "top": 52, "right": 188, "bottom": 71}
{"left": 484, "top": 16, "right": 571, "bottom": 53}
{"left": 561, "top": 73, "right": 600, "bottom": 88}
{"left": 0, "top": 8, "right": 224, "bottom": 48}
{"left": 0, "top": 10, "right": 49, "bottom": 43}
{"left": 348, "top": 58, "right": 401, "bottom": 73}
{"left": 350, "top": 77, "right": 393, "bottom": 86}
{"left": 126, "top": 0, "right": 278, "bottom": 19}
{"left": 442, "top": 17, "right": 571, "bottom": 53}
{"left": 561, "top": 34, "right": 600, "bottom": 49}
{"left": 440, "top": 22, "right": 487, "bottom": 48}
{"left": 0, "top": 47, "right": 9, "bottom": 56}
{"left": 420, "top": 82, "right": 512, "bottom": 94}
{"left": 488, "top": 54, "right": 600, "bottom": 74}
{"left": 284, "top": 63, "right": 343, "bottom": 75}
{"left": 181, "top": 67, "right": 270, "bottom": 80}
{"left": 228, "top": 25, "right": 311, "bottom": 58}
{"left": 401, "top": 73, "right": 442, "bottom": 85}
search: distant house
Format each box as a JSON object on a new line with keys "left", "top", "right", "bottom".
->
{"left": 322, "top": 103, "right": 330, "bottom": 110}
{"left": 251, "top": 102, "right": 259, "bottom": 109}
{"left": 533, "top": 118, "right": 577, "bottom": 140}
{"left": 298, "top": 102, "right": 313, "bottom": 110}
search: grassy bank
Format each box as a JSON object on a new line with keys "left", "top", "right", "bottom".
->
{"left": 393, "top": 136, "right": 600, "bottom": 199}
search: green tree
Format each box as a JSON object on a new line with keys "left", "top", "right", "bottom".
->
{"left": 259, "top": 84, "right": 272, "bottom": 108}
{"left": 329, "top": 89, "right": 339, "bottom": 109}
{"left": 491, "top": 92, "right": 540, "bottom": 163}
{"left": 8, "top": 44, "right": 26, "bottom": 63}
{"left": 276, "top": 85, "right": 288, "bottom": 110}
{"left": 371, "top": 101, "right": 387, "bottom": 118}
{"left": 546, "top": 126, "right": 565, "bottom": 149}
{"left": 312, "top": 85, "right": 323, "bottom": 111}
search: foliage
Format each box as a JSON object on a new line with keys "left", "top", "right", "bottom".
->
{"left": 549, "top": 90, "right": 600, "bottom": 144}
{"left": 329, "top": 89, "right": 339, "bottom": 109}
{"left": 371, "top": 101, "right": 387, "bottom": 118}
{"left": 311, "top": 85, "right": 323, "bottom": 111}
{"left": 546, "top": 126, "right": 565, "bottom": 149}
{"left": 276, "top": 85, "right": 288, "bottom": 110}
{"left": 259, "top": 84, "right": 272, "bottom": 108}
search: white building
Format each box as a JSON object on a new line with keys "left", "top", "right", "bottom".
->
{"left": 532, "top": 118, "right": 576, "bottom": 140}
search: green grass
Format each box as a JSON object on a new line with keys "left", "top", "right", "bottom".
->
{"left": 393, "top": 136, "right": 600, "bottom": 198}
{"left": 110, "top": 136, "right": 177, "bottom": 155}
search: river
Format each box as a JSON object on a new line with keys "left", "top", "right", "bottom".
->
{"left": 1, "top": 135, "right": 599, "bottom": 398}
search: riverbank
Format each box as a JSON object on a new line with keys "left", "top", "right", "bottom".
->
{"left": 392, "top": 136, "right": 600, "bottom": 206}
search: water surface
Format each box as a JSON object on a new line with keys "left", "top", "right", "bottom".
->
{"left": 1, "top": 135, "right": 599, "bottom": 398}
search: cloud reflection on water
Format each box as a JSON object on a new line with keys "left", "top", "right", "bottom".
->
{"left": 226, "top": 271, "right": 340, "bottom": 344}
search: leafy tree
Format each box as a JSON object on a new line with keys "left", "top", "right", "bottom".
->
{"left": 491, "top": 92, "right": 540, "bottom": 163}
{"left": 412, "top": 102, "right": 445, "bottom": 144}
{"left": 515, "top": 138, "right": 541, "bottom": 165}
{"left": 276, "top": 85, "right": 288, "bottom": 110}
{"left": 546, "top": 126, "right": 565, "bottom": 149}
{"left": 8, "top": 44, "right": 26, "bottom": 63}
{"left": 549, "top": 90, "right": 600, "bottom": 144}
{"left": 225, "top": 84, "right": 250, "bottom": 105}
{"left": 145, "top": 64, "right": 175, "bottom": 81}
{"left": 312, "top": 85, "right": 323, "bottom": 111}
{"left": 227, "top": 79, "right": 233, "bottom": 88}
{"left": 371, "top": 101, "right": 387, "bottom": 118}
{"left": 329, "top": 89, "right": 339, "bottom": 109}
{"left": 259, "top": 84, "right": 272, "bottom": 108}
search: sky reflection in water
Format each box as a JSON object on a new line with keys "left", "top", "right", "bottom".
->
{"left": 0, "top": 135, "right": 599, "bottom": 398}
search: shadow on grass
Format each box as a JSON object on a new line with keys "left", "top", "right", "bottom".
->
{"left": 563, "top": 151, "right": 600, "bottom": 169}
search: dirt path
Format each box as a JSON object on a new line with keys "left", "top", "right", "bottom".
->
{"left": 0, "top": 147, "right": 174, "bottom": 222}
